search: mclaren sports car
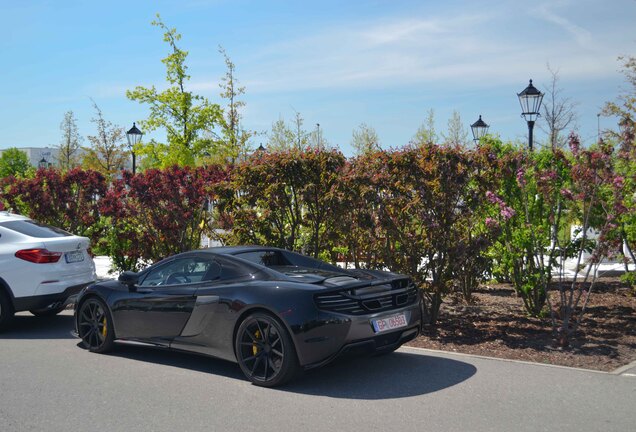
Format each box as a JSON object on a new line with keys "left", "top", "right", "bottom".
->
{"left": 75, "top": 246, "right": 422, "bottom": 387}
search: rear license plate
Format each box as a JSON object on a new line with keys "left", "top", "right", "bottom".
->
{"left": 65, "top": 250, "right": 85, "bottom": 263}
{"left": 372, "top": 313, "right": 407, "bottom": 333}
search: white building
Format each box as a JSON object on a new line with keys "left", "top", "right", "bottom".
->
{"left": 0, "top": 147, "right": 59, "bottom": 168}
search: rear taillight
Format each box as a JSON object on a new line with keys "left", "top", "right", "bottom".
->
{"left": 15, "top": 248, "right": 63, "bottom": 263}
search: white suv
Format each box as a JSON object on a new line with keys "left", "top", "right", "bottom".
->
{"left": 0, "top": 212, "right": 96, "bottom": 329}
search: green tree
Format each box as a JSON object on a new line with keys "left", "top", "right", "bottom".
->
{"left": 412, "top": 108, "right": 438, "bottom": 145}
{"left": 0, "top": 148, "right": 31, "bottom": 178}
{"left": 603, "top": 56, "right": 636, "bottom": 278}
{"left": 309, "top": 123, "right": 328, "bottom": 150}
{"left": 126, "top": 14, "right": 222, "bottom": 167}
{"left": 267, "top": 118, "right": 295, "bottom": 151}
{"left": 82, "top": 101, "right": 128, "bottom": 176}
{"left": 266, "top": 113, "right": 309, "bottom": 152}
{"left": 351, "top": 123, "right": 380, "bottom": 155}
{"left": 539, "top": 64, "right": 578, "bottom": 151}
{"left": 57, "top": 110, "right": 82, "bottom": 170}
{"left": 291, "top": 111, "right": 309, "bottom": 150}
{"left": 442, "top": 110, "right": 469, "bottom": 146}
{"left": 216, "top": 46, "right": 255, "bottom": 163}
{"left": 604, "top": 56, "right": 636, "bottom": 122}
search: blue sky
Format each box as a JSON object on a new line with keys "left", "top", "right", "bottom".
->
{"left": 1, "top": 0, "right": 635, "bottom": 156}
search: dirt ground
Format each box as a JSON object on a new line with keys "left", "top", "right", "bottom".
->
{"left": 407, "top": 278, "right": 636, "bottom": 371}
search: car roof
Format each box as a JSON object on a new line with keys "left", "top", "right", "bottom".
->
{"left": 0, "top": 211, "right": 31, "bottom": 223}
{"left": 206, "top": 245, "right": 284, "bottom": 255}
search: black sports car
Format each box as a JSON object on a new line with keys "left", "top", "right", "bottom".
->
{"left": 75, "top": 246, "right": 422, "bottom": 387}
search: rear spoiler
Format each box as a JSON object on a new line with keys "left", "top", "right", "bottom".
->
{"left": 336, "top": 276, "right": 409, "bottom": 290}
{"left": 320, "top": 276, "right": 412, "bottom": 300}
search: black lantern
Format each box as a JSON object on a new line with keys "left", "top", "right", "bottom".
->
{"left": 470, "top": 115, "right": 489, "bottom": 143}
{"left": 38, "top": 158, "right": 48, "bottom": 169}
{"left": 517, "top": 79, "right": 544, "bottom": 151}
{"left": 256, "top": 143, "right": 266, "bottom": 152}
{"left": 126, "top": 122, "right": 143, "bottom": 174}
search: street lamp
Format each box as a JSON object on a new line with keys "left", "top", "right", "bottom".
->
{"left": 517, "top": 79, "right": 543, "bottom": 151}
{"left": 470, "top": 115, "right": 489, "bottom": 143}
{"left": 126, "top": 122, "right": 143, "bottom": 174}
{"left": 38, "top": 158, "right": 48, "bottom": 169}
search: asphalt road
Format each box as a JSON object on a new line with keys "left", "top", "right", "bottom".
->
{"left": 1, "top": 311, "right": 634, "bottom": 432}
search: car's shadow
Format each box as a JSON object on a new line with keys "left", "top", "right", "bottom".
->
{"left": 281, "top": 352, "right": 477, "bottom": 399}
{"left": 0, "top": 312, "right": 76, "bottom": 340}
{"left": 107, "top": 344, "right": 246, "bottom": 381}
{"left": 107, "top": 344, "right": 477, "bottom": 399}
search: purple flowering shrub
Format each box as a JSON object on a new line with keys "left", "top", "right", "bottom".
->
{"left": 484, "top": 141, "right": 572, "bottom": 317}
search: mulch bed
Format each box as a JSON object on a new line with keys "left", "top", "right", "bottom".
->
{"left": 406, "top": 278, "right": 636, "bottom": 371}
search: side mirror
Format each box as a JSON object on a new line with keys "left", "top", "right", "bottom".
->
{"left": 119, "top": 271, "right": 139, "bottom": 291}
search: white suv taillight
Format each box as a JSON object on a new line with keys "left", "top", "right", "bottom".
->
{"left": 15, "top": 248, "right": 63, "bottom": 263}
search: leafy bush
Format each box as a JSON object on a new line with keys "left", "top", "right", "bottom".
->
{"left": 216, "top": 148, "right": 345, "bottom": 259}
{"left": 1, "top": 167, "right": 107, "bottom": 245}
{"left": 0, "top": 137, "right": 630, "bottom": 344}
{"left": 99, "top": 165, "right": 228, "bottom": 271}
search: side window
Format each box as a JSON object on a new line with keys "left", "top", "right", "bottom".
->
{"left": 218, "top": 258, "right": 251, "bottom": 281}
{"left": 139, "top": 256, "right": 220, "bottom": 287}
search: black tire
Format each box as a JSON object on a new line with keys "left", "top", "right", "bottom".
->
{"left": 0, "top": 290, "right": 15, "bottom": 331}
{"left": 30, "top": 305, "right": 67, "bottom": 317}
{"left": 77, "top": 297, "right": 115, "bottom": 353}
{"left": 235, "top": 312, "right": 299, "bottom": 387}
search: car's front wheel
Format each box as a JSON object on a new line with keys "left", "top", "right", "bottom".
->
{"left": 0, "top": 290, "right": 14, "bottom": 331}
{"left": 235, "top": 312, "right": 299, "bottom": 387}
{"left": 77, "top": 297, "right": 115, "bottom": 353}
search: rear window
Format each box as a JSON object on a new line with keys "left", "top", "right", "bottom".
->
{"left": 234, "top": 250, "right": 291, "bottom": 267}
{"left": 0, "top": 220, "right": 73, "bottom": 238}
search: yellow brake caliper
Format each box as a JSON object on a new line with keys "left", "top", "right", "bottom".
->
{"left": 252, "top": 330, "right": 261, "bottom": 356}
{"left": 101, "top": 316, "right": 107, "bottom": 338}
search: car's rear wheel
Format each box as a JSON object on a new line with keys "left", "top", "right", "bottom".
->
{"left": 235, "top": 312, "right": 299, "bottom": 387}
{"left": 30, "top": 305, "right": 66, "bottom": 317}
{"left": 0, "top": 290, "right": 14, "bottom": 331}
{"left": 78, "top": 298, "right": 115, "bottom": 353}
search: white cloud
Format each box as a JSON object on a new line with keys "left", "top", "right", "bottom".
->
{"left": 534, "top": 0, "right": 594, "bottom": 47}
{"left": 84, "top": 1, "right": 634, "bottom": 106}
{"left": 224, "top": 7, "right": 629, "bottom": 95}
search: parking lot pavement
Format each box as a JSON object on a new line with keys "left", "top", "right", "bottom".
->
{"left": 1, "top": 311, "right": 634, "bottom": 432}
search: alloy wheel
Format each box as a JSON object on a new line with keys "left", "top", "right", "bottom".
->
{"left": 78, "top": 299, "right": 110, "bottom": 351}
{"left": 236, "top": 316, "right": 286, "bottom": 383}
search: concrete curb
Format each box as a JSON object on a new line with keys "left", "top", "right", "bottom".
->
{"left": 610, "top": 359, "right": 636, "bottom": 376}
{"left": 401, "top": 345, "right": 634, "bottom": 375}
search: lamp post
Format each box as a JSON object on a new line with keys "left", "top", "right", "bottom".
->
{"left": 316, "top": 123, "right": 321, "bottom": 150}
{"left": 470, "top": 115, "right": 489, "bottom": 143}
{"left": 126, "top": 122, "right": 143, "bottom": 174}
{"left": 517, "top": 79, "right": 544, "bottom": 151}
